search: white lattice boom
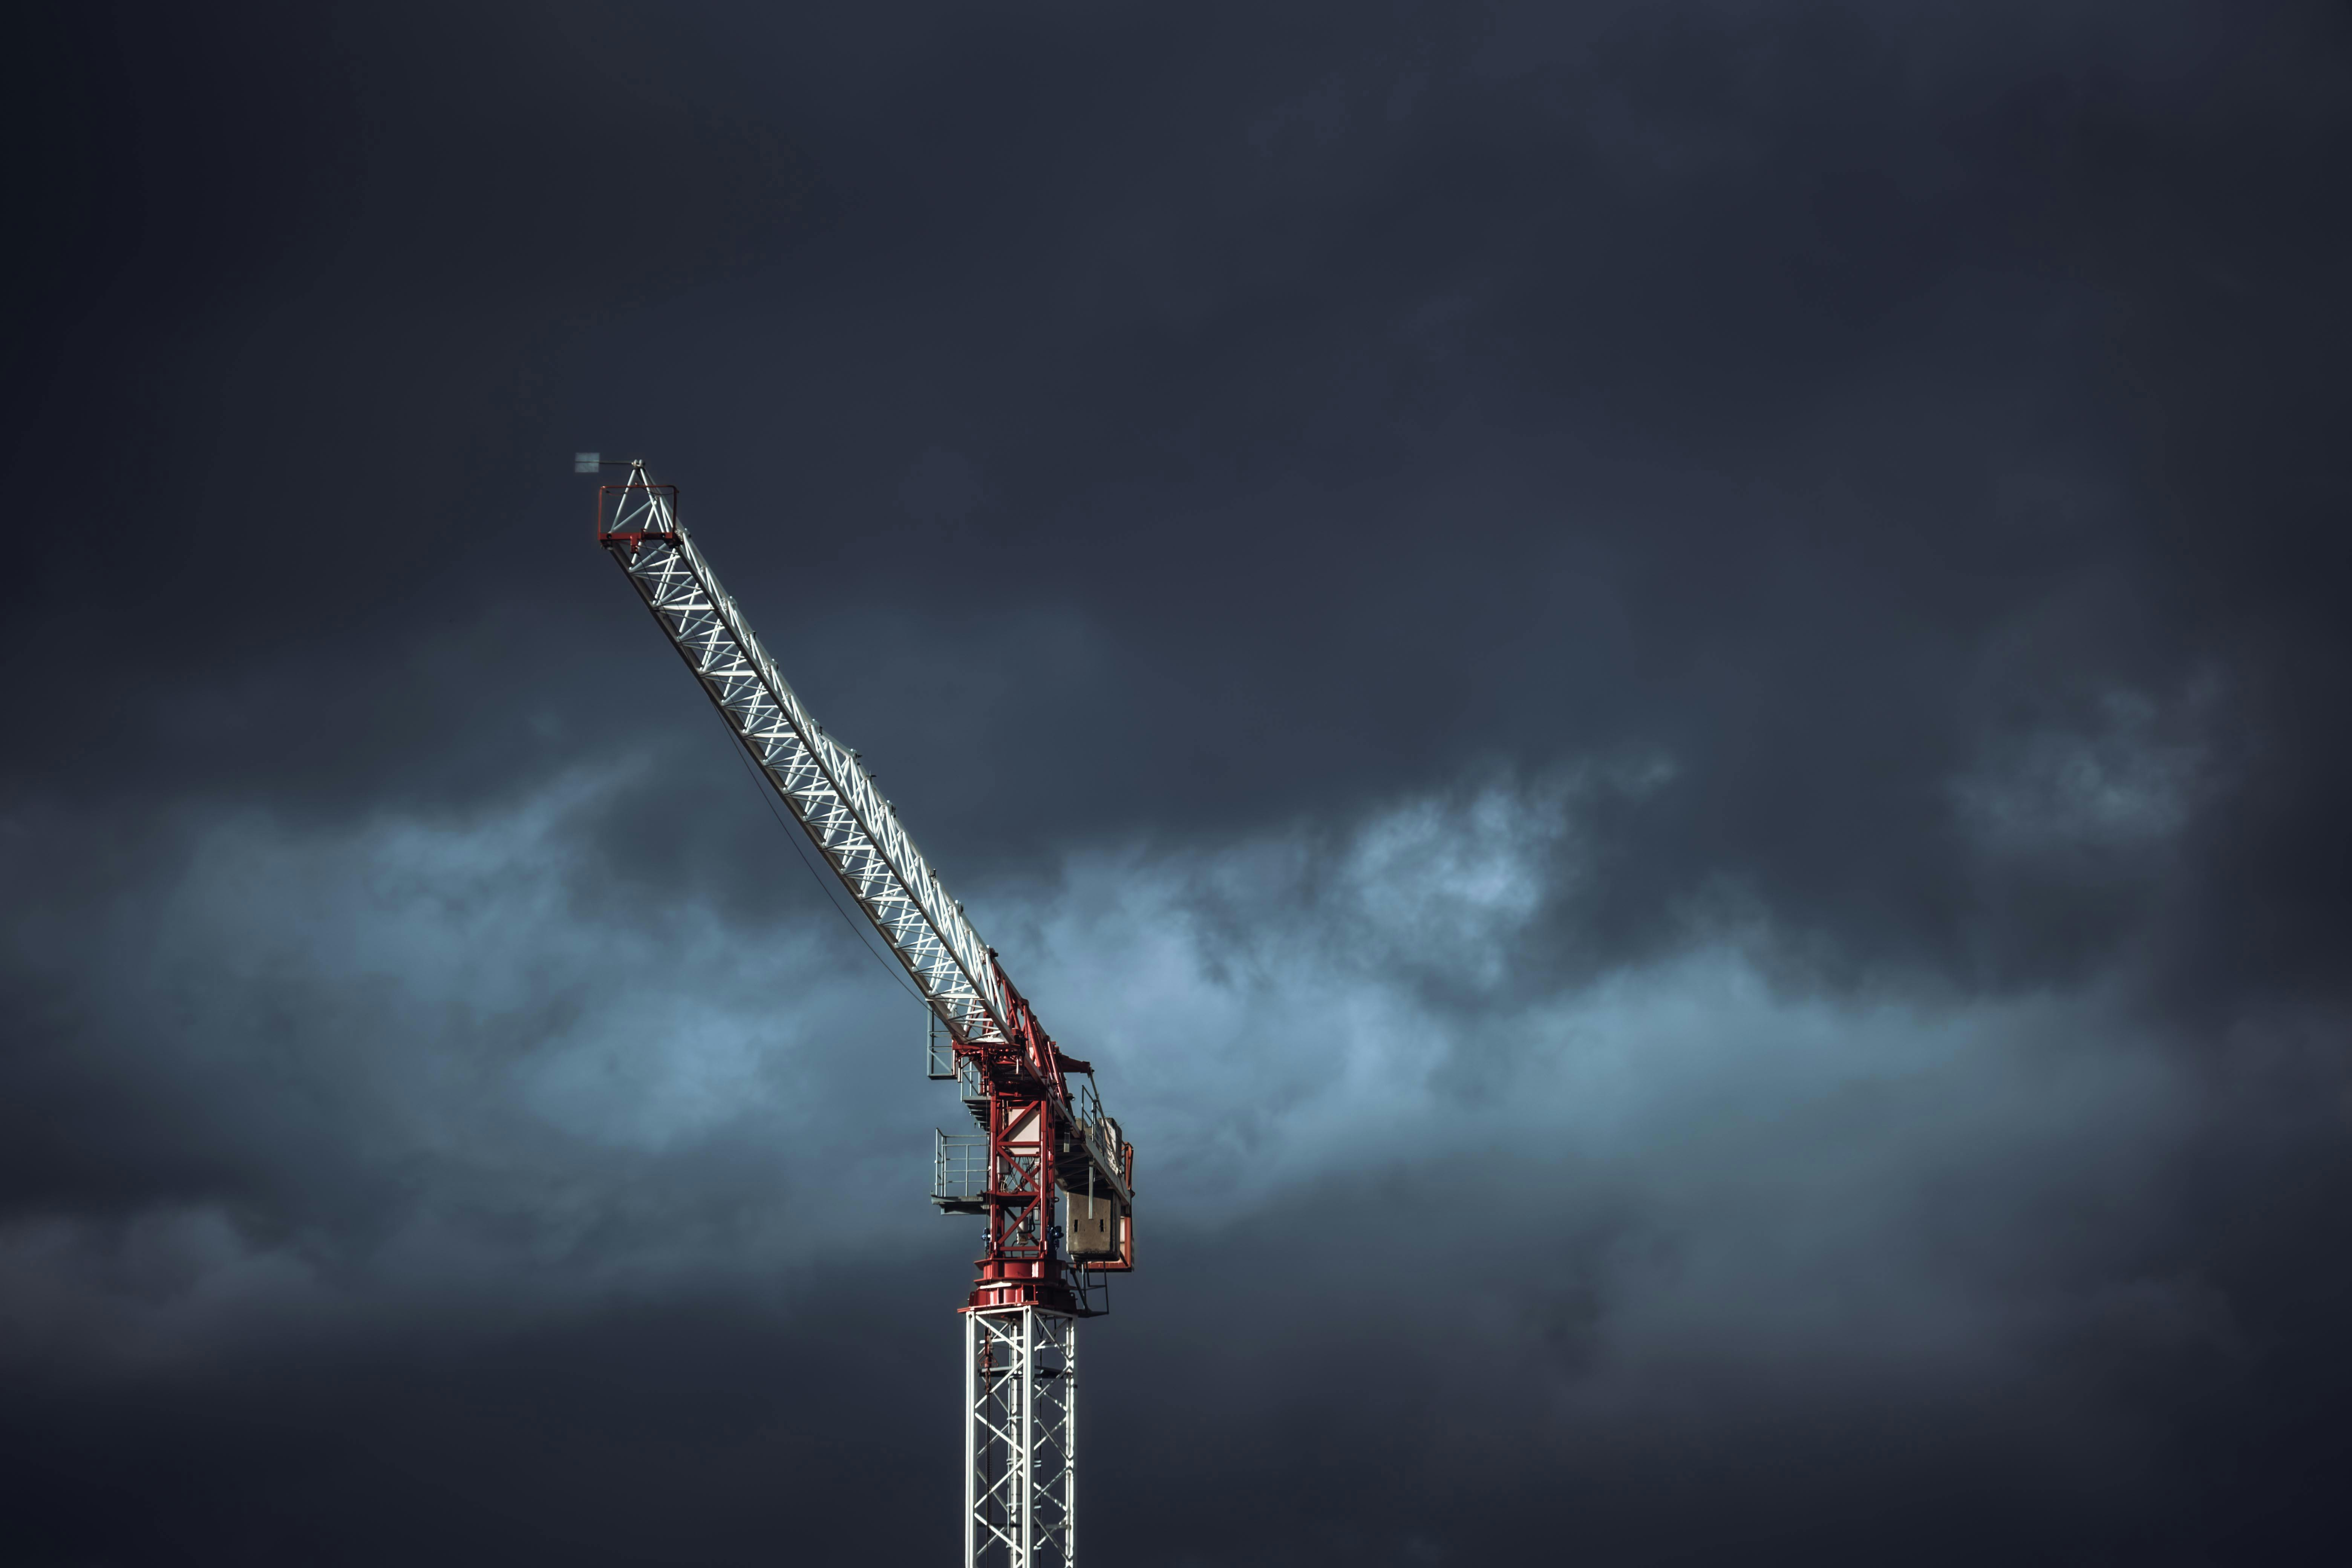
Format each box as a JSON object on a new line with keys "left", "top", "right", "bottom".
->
{"left": 598, "top": 466, "right": 1009, "bottom": 1047}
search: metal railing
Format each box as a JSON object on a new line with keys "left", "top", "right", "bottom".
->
{"left": 927, "top": 1010, "right": 955, "bottom": 1079}
{"left": 956, "top": 1054, "right": 989, "bottom": 1114}
{"left": 933, "top": 1129, "right": 988, "bottom": 1212}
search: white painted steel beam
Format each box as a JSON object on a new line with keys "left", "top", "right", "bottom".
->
{"left": 600, "top": 467, "right": 1011, "bottom": 1046}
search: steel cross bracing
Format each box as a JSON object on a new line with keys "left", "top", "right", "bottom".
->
{"left": 597, "top": 466, "right": 1009, "bottom": 1048}
{"left": 967, "top": 1308, "right": 1076, "bottom": 1568}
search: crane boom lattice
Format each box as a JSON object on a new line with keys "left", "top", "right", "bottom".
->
{"left": 599, "top": 469, "right": 1008, "bottom": 1047}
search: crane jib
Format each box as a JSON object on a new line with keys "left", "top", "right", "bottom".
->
{"left": 598, "top": 494, "right": 1009, "bottom": 1047}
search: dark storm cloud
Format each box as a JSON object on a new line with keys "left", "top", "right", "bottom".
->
{"left": 5, "top": 1, "right": 2351, "bottom": 1562}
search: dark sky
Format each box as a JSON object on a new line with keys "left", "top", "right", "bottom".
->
{"left": 7, "top": 2, "right": 2351, "bottom": 1562}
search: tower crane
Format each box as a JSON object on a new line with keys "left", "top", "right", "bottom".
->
{"left": 583, "top": 457, "right": 1132, "bottom": 1568}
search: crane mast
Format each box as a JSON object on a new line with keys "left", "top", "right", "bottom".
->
{"left": 591, "top": 462, "right": 1131, "bottom": 1568}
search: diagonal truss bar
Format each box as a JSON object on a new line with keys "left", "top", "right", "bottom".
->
{"left": 968, "top": 1307, "right": 1076, "bottom": 1567}
{"left": 600, "top": 470, "right": 1010, "bottom": 1045}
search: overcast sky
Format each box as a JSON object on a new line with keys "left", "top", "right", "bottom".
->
{"left": 7, "top": 3, "right": 2350, "bottom": 1562}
